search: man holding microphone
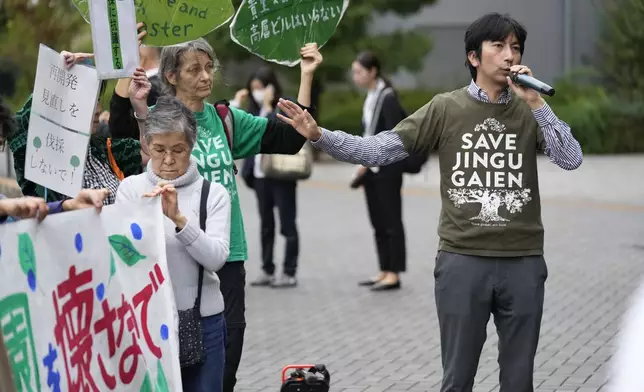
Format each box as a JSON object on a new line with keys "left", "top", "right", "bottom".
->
{"left": 275, "top": 12, "right": 583, "bottom": 392}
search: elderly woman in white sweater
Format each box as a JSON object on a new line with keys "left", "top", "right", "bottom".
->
{"left": 116, "top": 95, "right": 231, "bottom": 392}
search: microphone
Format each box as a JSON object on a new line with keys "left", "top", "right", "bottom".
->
{"left": 510, "top": 72, "right": 555, "bottom": 96}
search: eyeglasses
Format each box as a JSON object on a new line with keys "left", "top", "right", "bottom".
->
{"left": 149, "top": 146, "right": 190, "bottom": 158}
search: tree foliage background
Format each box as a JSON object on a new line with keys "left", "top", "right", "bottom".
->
{"left": 0, "top": 0, "right": 90, "bottom": 109}
{"left": 1, "top": 0, "right": 641, "bottom": 153}
{"left": 206, "top": 0, "right": 435, "bottom": 89}
{"left": 546, "top": 0, "right": 644, "bottom": 153}
{"left": 596, "top": 0, "right": 644, "bottom": 101}
{"left": 0, "top": 0, "right": 436, "bottom": 108}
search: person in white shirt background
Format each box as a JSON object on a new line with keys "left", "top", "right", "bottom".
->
{"left": 232, "top": 67, "right": 301, "bottom": 288}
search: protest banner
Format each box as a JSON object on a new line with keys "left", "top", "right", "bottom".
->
{"left": 89, "top": 0, "right": 140, "bottom": 79}
{"left": 25, "top": 45, "right": 99, "bottom": 198}
{"left": 73, "top": 0, "right": 235, "bottom": 46}
{"left": 230, "top": 0, "right": 349, "bottom": 66}
{"left": 0, "top": 199, "right": 182, "bottom": 392}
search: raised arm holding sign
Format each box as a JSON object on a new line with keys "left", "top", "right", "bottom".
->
{"left": 23, "top": 45, "right": 100, "bottom": 198}
{"left": 8, "top": 48, "right": 143, "bottom": 205}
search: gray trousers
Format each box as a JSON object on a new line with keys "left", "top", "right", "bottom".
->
{"left": 434, "top": 250, "right": 548, "bottom": 392}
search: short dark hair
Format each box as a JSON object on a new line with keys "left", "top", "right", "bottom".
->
{"left": 464, "top": 13, "right": 527, "bottom": 80}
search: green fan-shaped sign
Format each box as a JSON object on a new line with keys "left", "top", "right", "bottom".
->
{"left": 230, "top": 0, "right": 349, "bottom": 67}
{"left": 72, "top": 0, "right": 235, "bottom": 46}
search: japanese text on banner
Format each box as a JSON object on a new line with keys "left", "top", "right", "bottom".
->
{"left": 0, "top": 200, "right": 182, "bottom": 391}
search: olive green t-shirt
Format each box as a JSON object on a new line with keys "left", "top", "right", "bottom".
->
{"left": 396, "top": 88, "right": 547, "bottom": 257}
{"left": 192, "top": 103, "right": 268, "bottom": 262}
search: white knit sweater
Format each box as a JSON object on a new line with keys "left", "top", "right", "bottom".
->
{"left": 116, "top": 157, "right": 230, "bottom": 317}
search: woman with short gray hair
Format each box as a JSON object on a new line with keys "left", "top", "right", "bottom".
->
{"left": 112, "top": 35, "right": 323, "bottom": 391}
{"left": 116, "top": 95, "right": 231, "bottom": 392}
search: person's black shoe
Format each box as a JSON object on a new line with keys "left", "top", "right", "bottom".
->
{"left": 358, "top": 277, "right": 382, "bottom": 286}
{"left": 370, "top": 281, "right": 401, "bottom": 291}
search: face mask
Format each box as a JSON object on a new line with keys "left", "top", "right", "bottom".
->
{"left": 252, "top": 89, "right": 265, "bottom": 103}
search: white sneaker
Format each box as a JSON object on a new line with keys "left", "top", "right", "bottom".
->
{"left": 270, "top": 275, "right": 297, "bottom": 288}
{"left": 250, "top": 272, "right": 274, "bottom": 286}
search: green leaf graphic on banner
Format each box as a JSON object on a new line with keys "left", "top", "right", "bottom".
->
{"left": 109, "top": 251, "right": 117, "bottom": 282}
{"left": 140, "top": 371, "right": 152, "bottom": 392}
{"left": 108, "top": 234, "right": 147, "bottom": 266}
{"left": 72, "top": 0, "right": 235, "bottom": 46}
{"left": 230, "top": 0, "right": 349, "bottom": 66}
{"left": 156, "top": 360, "right": 170, "bottom": 392}
{"left": 18, "top": 233, "right": 36, "bottom": 277}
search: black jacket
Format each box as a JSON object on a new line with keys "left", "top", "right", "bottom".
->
{"left": 366, "top": 88, "right": 407, "bottom": 173}
{"left": 107, "top": 91, "right": 311, "bottom": 169}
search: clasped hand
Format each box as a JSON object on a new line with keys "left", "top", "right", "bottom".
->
{"left": 143, "top": 182, "right": 187, "bottom": 229}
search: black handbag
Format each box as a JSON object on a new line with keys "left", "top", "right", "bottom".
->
{"left": 178, "top": 179, "right": 211, "bottom": 368}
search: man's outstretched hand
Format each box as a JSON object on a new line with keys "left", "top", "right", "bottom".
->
{"left": 276, "top": 98, "right": 322, "bottom": 141}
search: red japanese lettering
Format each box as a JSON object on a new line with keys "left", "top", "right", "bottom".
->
{"left": 52, "top": 266, "right": 98, "bottom": 392}
{"left": 94, "top": 300, "right": 117, "bottom": 389}
{"left": 94, "top": 293, "right": 144, "bottom": 387}
{"left": 132, "top": 263, "right": 165, "bottom": 359}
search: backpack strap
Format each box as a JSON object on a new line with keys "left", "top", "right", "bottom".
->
{"left": 106, "top": 138, "right": 125, "bottom": 181}
{"left": 194, "top": 179, "right": 210, "bottom": 312}
{"left": 214, "top": 100, "right": 238, "bottom": 175}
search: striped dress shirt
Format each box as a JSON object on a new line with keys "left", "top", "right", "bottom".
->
{"left": 311, "top": 80, "right": 583, "bottom": 171}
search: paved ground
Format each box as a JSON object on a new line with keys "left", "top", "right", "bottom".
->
{"left": 233, "top": 155, "right": 644, "bottom": 392}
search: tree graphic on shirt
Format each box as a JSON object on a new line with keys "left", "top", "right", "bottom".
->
{"left": 447, "top": 188, "right": 532, "bottom": 223}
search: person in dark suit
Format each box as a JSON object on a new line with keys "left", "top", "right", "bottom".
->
{"left": 351, "top": 51, "right": 407, "bottom": 291}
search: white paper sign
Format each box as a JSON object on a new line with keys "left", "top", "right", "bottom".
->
{"left": 0, "top": 199, "right": 182, "bottom": 392}
{"left": 25, "top": 44, "right": 99, "bottom": 197}
{"left": 89, "top": 0, "right": 140, "bottom": 79}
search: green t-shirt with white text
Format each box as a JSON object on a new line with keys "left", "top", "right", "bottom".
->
{"left": 192, "top": 103, "right": 268, "bottom": 262}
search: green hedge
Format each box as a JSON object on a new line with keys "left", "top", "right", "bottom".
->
{"left": 317, "top": 84, "right": 644, "bottom": 154}
{"left": 546, "top": 76, "right": 644, "bottom": 154}
{"left": 318, "top": 88, "right": 437, "bottom": 135}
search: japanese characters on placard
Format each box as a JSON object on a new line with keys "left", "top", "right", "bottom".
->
{"left": 24, "top": 44, "right": 99, "bottom": 197}
{"left": 73, "top": 0, "right": 235, "bottom": 46}
{"left": 230, "top": 0, "right": 349, "bottom": 66}
{"left": 0, "top": 200, "right": 181, "bottom": 392}
{"left": 89, "top": 0, "right": 140, "bottom": 79}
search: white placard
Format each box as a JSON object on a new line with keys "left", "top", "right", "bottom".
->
{"left": 0, "top": 199, "right": 182, "bottom": 392}
{"left": 89, "top": 0, "right": 140, "bottom": 79}
{"left": 25, "top": 44, "right": 99, "bottom": 197}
